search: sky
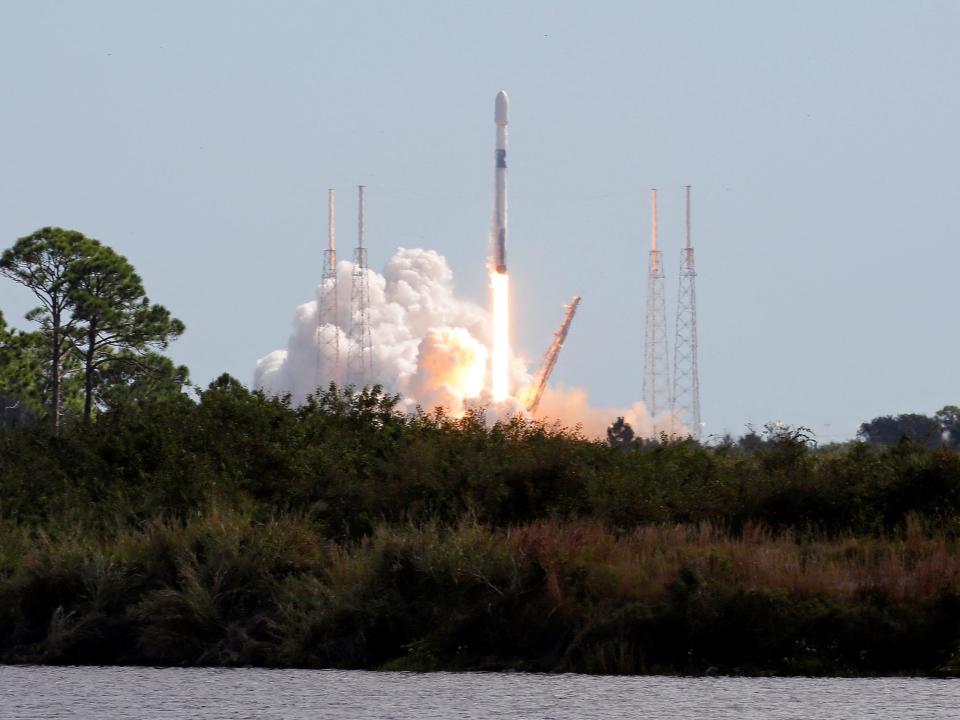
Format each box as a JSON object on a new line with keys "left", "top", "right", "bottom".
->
{"left": 1, "top": 1, "right": 958, "bottom": 441}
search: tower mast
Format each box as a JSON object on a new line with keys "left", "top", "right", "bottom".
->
{"left": 642, "top": 188, "right": 670, "bottom": 435}
{"left": 317, "top": 188, "right": 340, "bottom": 388}
{"left": 672, "top": 185, "right": 701, "bottom": 439}
{"left": 349, "top": 184, "right": 373, "bottom": 385}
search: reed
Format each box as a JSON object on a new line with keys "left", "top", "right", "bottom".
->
{"left": 2, "top": 513, "right": 958, "bottom": 674}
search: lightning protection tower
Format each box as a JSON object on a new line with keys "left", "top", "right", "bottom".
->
{"left": 672, "top": 186, "right": 701, "bottom": 439}
{"left": 317, "top": 188, "right": 340, "bottom": 388}
{"left": 348, "top": 184, "right": 373, "bottom": 385}
{"left": 642, "top": 188, "right": 671, "bottom": 434}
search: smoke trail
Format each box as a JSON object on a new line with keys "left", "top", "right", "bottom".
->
{"left": 255, "top": 247, "right": 668, "bottom": 439}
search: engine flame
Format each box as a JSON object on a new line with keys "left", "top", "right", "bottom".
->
{"left": 490, "top": 271, "right": 510, "bottom": 402}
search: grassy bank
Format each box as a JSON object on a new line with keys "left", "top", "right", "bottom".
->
{"left": 2, "top": 512, "right": 959, "bottom": 675}
{"left": 3, "top": 384, "right": 960, "bottom": 674}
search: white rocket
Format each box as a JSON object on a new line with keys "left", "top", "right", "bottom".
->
{"left": 492, "top": 90, "right": 509, "bottom": 274}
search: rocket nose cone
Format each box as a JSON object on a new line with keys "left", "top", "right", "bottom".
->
{"left": 495, "top": 90, "right": 509, "bottom": 125}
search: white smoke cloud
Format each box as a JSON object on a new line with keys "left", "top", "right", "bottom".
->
{"left": 254, "top": 247, "right": 668, "bottom": 440}
{"left": 255, "top": 248, "right": 510, "bottom": 411}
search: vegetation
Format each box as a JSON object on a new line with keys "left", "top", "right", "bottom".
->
{"left": 0, "top": 227, "right": 184, "bottom": 428}
{"left": 1, "top": 509, "right": 959, "bottom": 675}
{"left": 858, "top": 407, "right": 960, "bottom": 449}
{"left": 0, "top": 381, "right": 957, "bottom": 674}
{"left": 2, "top": 227, "right": 960, "bottom": 675}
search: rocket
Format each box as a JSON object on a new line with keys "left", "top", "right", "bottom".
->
{"left": 492, "top": 90, "right": 509, "bottom": 274}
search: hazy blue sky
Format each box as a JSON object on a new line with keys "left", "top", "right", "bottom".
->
{"left": 2, "top": 1, "right": 958, "bottom": 440}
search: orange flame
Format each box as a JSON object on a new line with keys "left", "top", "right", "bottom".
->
{"left": 490, "top": 271, "right": 510, "bottom": 402}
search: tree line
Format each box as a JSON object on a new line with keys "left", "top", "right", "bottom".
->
{"left": 608, "top": 410, "right": 960, "bottom": 452}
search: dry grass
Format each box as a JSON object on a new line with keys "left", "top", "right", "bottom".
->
{"left": 3, "top": 513, "right": 959, "bottom": 670}
{"left": 506, "top": 517, "right": 960, "bottom": 606}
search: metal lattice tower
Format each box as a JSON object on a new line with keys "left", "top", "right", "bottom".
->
{"left": 672, "top": 186, "right": 701, "bottom": 439}
{"left": 317, "top": 188, "right": 340, "bottom": 388}
{"left": 642, "top": 188, "right": 671, "bottom": 434}
{"left": 348, "top": 184, "right": 373, "bottom": 386}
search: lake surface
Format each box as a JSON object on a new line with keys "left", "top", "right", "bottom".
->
{"left": 1, "top": 666, "right": 958, "bottom": 719}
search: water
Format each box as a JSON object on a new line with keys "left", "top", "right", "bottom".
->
{"left": 1, "top": 666, "right": 958, "bottom": 719}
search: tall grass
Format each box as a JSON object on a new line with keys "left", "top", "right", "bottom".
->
{"left": 2, "top": 512, "right": 959, "bottom": 674}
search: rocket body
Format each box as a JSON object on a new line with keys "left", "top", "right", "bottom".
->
{"left": 492, "top": 90, "right": 509, "bottom": 274}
